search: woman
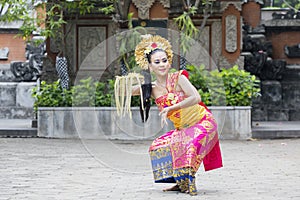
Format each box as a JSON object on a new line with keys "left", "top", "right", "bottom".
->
{"left": 119, "top": 35, "right": 223, "bottom": 196}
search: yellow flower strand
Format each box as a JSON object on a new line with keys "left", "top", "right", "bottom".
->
{"left": 114, "top": 73, "right": 144, "bottom": 118}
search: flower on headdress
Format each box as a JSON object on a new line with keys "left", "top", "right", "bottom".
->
{"left": 151, "top": 43, "right": 158, "bottom": 49}
{"left": 144, "top": 42, "right": 162, "bottom": 55}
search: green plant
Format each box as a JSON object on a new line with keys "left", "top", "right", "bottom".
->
{"left": 72, "top": 77, "right": 97, "bottom": 106}
{"left": 187, "top": 65, "right": 261, "bottom": 106}
{"left": 31, "top": 80, "right": 72, "bottom": 112}
{"left": 95, "top": 79, "right": 115, "bottom": 107}
{"left": 32, "top": 77, "right": 114, "bottom": 111}
{"left": 220, "top": 65, "right": 260, "bottom": 106}
{"left": 32, "top": 77, "right": 144, "bottom": 109}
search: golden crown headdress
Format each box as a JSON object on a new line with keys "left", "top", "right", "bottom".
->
{"left": 135, "top": 35, "right": 173, "bottom": 70}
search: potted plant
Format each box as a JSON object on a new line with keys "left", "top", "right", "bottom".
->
{"left": 186, "top": 64, "right": 261, "bottom": 140}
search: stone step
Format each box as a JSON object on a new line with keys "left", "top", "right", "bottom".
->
{"left": 252, "top": 121, "right": 300, "bottom": 139}
{"left": 0, "top": 128, "right": 37, "bottom": 137}
{"left": 0, "top": 119, "right": 37, "bottom": 137}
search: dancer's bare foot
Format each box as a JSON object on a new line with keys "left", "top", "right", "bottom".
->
{"left": 163, "top": 185, "right": 180, "bottom": 192}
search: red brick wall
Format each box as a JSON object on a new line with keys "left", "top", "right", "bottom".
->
{"left": 242, "top": 1, "right": 261, "bottom": 28}
{"left": 129, "top": 3, "right": 138, "bottom": 19}
{"left": 0, "top": 33, "right": 26, "bottom": 64}
{"left": 267, "top": 32, "right": 300, "bottom": 64}
{"left": 150, "top": 2, "right": 168, "bottom": 19}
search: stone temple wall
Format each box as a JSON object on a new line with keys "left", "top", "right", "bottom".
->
{"left": 242, "top": 6, "right": 300, "bottom": 121}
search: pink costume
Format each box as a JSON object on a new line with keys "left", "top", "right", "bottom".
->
{"left": 149, "top": 70, "right": 223, "bottom": 195}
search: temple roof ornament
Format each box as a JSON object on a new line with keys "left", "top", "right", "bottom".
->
{"left": 221, "top": 1, "right": 242, "bottom": 12}
{"left": 132, "top": 0, "right": 170, "bottom": 19}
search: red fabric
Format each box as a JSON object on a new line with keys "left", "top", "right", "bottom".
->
{"left": 181, "top": 69, "right": 189, "bottom": 79}
{"left": 203, "top": 141, "right": 223, "bottom": 171}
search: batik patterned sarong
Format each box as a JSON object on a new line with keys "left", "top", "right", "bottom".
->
{"left": 149, "top": 70, "right": 222, "bottom": 195}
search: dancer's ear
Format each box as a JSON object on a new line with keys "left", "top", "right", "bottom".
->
{"left": 149, "top": 65, "right": 153, "bottom": 72}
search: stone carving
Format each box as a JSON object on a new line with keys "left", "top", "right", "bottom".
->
{"left": 260, "top": 59, "right": 286, "bottom": 80}
{"left": 244, "top": 51, "right": 267, "bottom": 76}
{"left": 242, "top": 26, "right": 286, "bottom": 80}
{"left": 10, "top": 37, "right": 46, "bottom": 81}
{"left": 242, "top": 34, "right": 272, "bottom": 55}
{"left": 132, "top": 0, "right": 156, "bottom": 19}
{"left": 284, "top": 43, "right": 300, "bottom": 58}
{"left": 78, "top": 26, "right": 106, "bottom": 69}
{"left": 225, "top": 15, "right": 237, "bottom": 53}
{"left": 0, "top": 47, "right": 9, "bottom": 59}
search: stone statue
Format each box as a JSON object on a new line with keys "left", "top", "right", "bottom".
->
{"left": 10, "top": 39, "right": 46, "bottom": 81}
{"left": 244, "top": 51, "right": 267, "bottom": 76}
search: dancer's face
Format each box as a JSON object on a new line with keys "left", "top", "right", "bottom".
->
{"left": 149, "top": 51, "right": 171, "bottom": 76}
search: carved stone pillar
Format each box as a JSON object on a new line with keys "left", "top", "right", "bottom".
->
{"left": 221, "top": 2, "right": 242, "bottom": 66}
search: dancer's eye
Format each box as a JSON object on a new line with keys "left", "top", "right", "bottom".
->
{"left": 162, "top": 58, "right": 168, "bottom": 63}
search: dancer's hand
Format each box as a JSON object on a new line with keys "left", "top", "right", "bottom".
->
{"left": 159, "top": 108, "right": 169, "bottom": 128}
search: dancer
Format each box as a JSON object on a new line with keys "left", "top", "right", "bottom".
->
{"left": 116, "top": 35, "right": 223, "bottom": 196}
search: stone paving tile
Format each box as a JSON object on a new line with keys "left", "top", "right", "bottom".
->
{"left": 0, "top": 138, "right": 299, "bottom": 200}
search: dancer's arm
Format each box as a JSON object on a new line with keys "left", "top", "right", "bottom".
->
{"left": 159, "top": 75, "right": 201, "bottom": 115}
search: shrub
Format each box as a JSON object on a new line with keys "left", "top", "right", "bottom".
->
{"left": 31, "top": 80, "right": 72, "bottom": 112}
{"left": 187, "top": 65, "right": 261, "bottom": 106}
{"left": 32, "top": 77, "right": 143, "bottom": 110}
{"left": 32, "top": 78, "right": 114, "bottom": 110}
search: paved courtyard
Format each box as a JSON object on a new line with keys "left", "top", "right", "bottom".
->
{"left": 0, "top": 137, "right": 299, "bottom": 200}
